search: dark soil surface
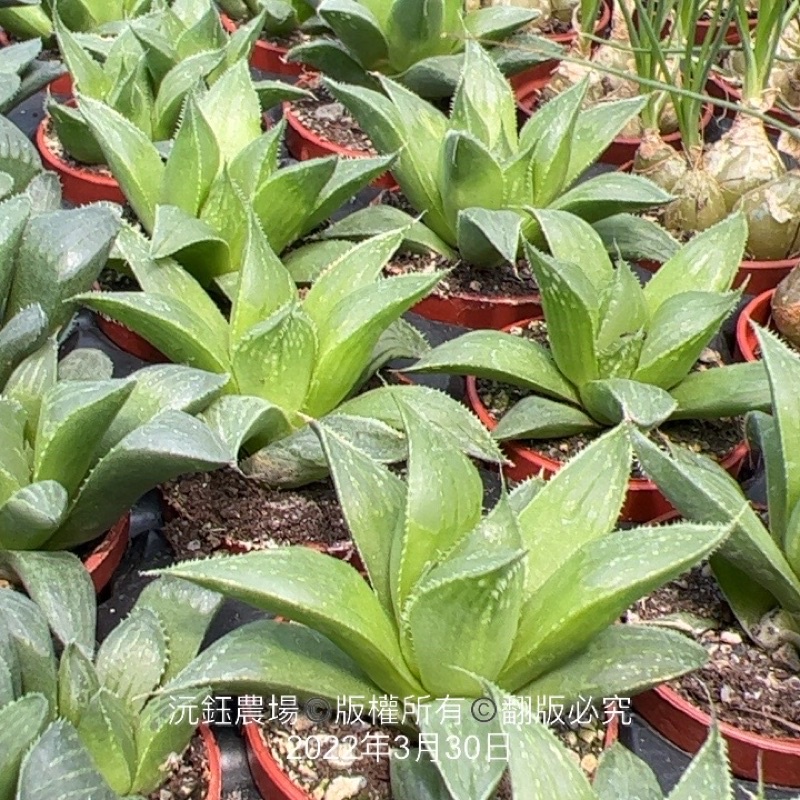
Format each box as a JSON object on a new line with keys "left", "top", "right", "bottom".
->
{"left": 632, "top": 565, "right": 800, "bottom": 739}
{"left": 97, "top": 268, "right": 139, "bottom": 292}
{"left": 290, "top": 79, "right": 376, "bottom": 153}
{"left": 476, "top": 319, "right": 745, "bottom": 478}
{"left": 261, "top": 28, "right": 306, "bottom": 48}
{"left": 161, "top": 468, "right": 351, "bottom": 559}
{"left": 147, "top": 732, "right": 210, "bottom": 800}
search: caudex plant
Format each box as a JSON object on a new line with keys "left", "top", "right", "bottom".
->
{"left": 629, "top": 327, "right": 800, "bottom": 661}
{"left": 0, "top": 565, "right": 221, "bottom": 799}
{"left": 633, "top": 0, "right": 800, "bottom": 259}
{"left": 394, "top": 692, "right": 758, "bottom": 800}
{"left": 47, "top": 6, "right": 303, "bottom": 165}
{"left": 321, "top": 42, "right": 675, "bottom": 271}
{"left": 160, "top": 409, "right": 727, "bottom": 791}
{"left": 76, "top": 62, "right": 394, "bottom": 282}
{"left": 284, "top": 0, "right": 563, "bottom": 97}
{"left": 409, "top": 212, "right": 770, "bottom": 444}
{"left": 0, "top": 181, "right": 120, "bottom": 392}
{"left": 0, "top": 345, "right": 230, "bottom": 551}
{"left": 77, "top": 219, "right": 505, "bottom": 487}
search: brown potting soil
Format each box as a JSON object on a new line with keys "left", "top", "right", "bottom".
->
{"left": 147, "top": 732, "right": 210, "bottom": 800}
{"left": 476, "top": 319, "right": 744, "bottom": 478}
{"left": 161, "top": 468, "right": 350, "bottom": 559}
{"left": 632, "top": 565, "right": 800, "bottom": 738}
{"left": 290, "top": 81, "right": 377, "bottom": 154}
{"left": 97, "top": 267, "right": 139, "bottom": 293}
{"left": 258, "top": 706, "right": 607, "bottom": 799}
{"left": 261, "top": 29, "right": 307, "bottom": 48}
{"left": 43, "top": 117, "right": 113, "bottom": 178}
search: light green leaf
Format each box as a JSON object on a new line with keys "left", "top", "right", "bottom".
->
{"left": 579, "top": 378, "right": 677, "bottom": 428}
{"left": 0, "top": 694, "right": 50, "bottom": 800}
{"left": 594, "top": 742, "right": 662, "bottom": 800}
{"left": 494, "top": 394, "right": 601, "bottom": 440}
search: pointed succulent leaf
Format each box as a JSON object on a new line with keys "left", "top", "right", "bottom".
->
{"left": 515, "top": 425, "right": 630, "bottom": 595}
{"left": 0, "top": 304, "right": 47, "bottom": 389}
{"left": 136, "top": 577, "right": 222, "bottom": 682}
{"left": 75, "top": 688, "right": 136, "bottom": 795}
{"left": 54, "top": 16, "right": 109, "bottom": 97}
{"left": 33, "top": 379, "right": 135, "bottom": 496}
{"left": 318, "top": 0, "right": 389, "bottom": 68}
{"left": 231, "top": 302, "right": 317, "bottom": 412}
{"left": 287, "top": 39, "right": 372, "bottom": 86}
{"left": 76, "top": 292, "right": 229, "bottom": 374}
{"left": 200, "top": 395, "right": 291, "bottom": 460}
{"left": 360, "top": 318, "right": 430, "bottom": 381}
{"left": 313, "top": 417, "right": 406, "bottom": 614}
{"left": 410, "top": 329, "right": 579, "bottom": 403}
{"left": 644, "top": 213, "right": 746, "bottom": 314}
{"left": 337, "top": 384, "right": 505, "bottom": 464}
{"left": 493, "top": 394, "right": 601, "bottom": 441}
{"left": 456, "top": 207, "right": 522, "bottom": 267}
{"left": 78, "top": 97, "right": 164, "bottom": 232}
{"left": 502, "top": 522, "right": 728, "bottom": 690}
{"left": 668, "top": 361, "right": 770, "bottom": 420}
{"left": 634, "top": 291, "right": 740, "bottom": 389}
{"left": 668, "top": 724, "right": 732, "bottom": 800}
{"left": 0, "top": 550, "right": 95, "bottom": 656}
{"left": 450, "top": 41, "right": 517, "bottom": 157}
{"left": 527, "top": 243, "right": 599, "bottom": 387}
{"left": 49, "top": 410, "right": 231, "bottom": 550}
{"left": 0, "top": 592, "right": 57, "bottom": 711}
{"left": 227, "top": 124, "right": 283, "bottom": 199}
{"left": 631, "top": 429, "right": 800, "bottom": 614}
{"left": 390, "top": 750, "right": 452, "bottom": 800}
{"left": 533, "top": 209, "right": 614, "bottom": 290}
{"left": 48, "top": 102, "right": 105, "bottom": 165}
{"left": 96, "top": 608, "right": 168, "bottom": 714}
{"left": 0, "top": 694, "right": 50, "bottom": 800}
{"left": 595, "top": 260, "right": 648, "bottom": 354}
{"left": 16, "top": 720, "right": 120, "bottom": 800}
{"left": 0, "top": 482, "right": 69, "bottom": 551}
{"left": 390, "top": 402, "right": 483, "bottom": 616}
{"left": 592, "top": 213, "right": 680, "bottom": 264}
{"left": 552, "top": 173, "right": 672, "bottom": 223}
{"left": 164, "top": 619, "right": 384, "bottom": 703}
{"left": 58, "top": 643, "right": 101, "bottom": 728}
{"left": 747, "top": 411, "right": 785, "bottom": 548}
{"left": 405, "top": 547, "right": 526, "bottom": 696}
{"left": 161, "top": 550, "right": 424, "bottom": 697}
{"left": 304, "top": 271, "right": 444, "bottom": 417}
{"left": 521, "top": 624, "right": 708, "bottom": 704}
{"left": 579, "top": 379, "right": 677, "bottom": 428}
{"left": 0, "top": 116, "right": 41, "bottom": 192}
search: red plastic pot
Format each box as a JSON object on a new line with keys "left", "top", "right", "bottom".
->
{"left": 243, "top": 709, "right": 620, "bottom": 799}
{"left": 95, "top": 313, "right": 169, "bottom": 363}
{"left": 410, "top": 291, "right": 541, "bottom": 330}
{"left": 35, "top": 116, "right": 125, "bottom": 205}
{"left": 735, "top": 289, "right": 774, "bottom": 362}
{"left": 219, "top": 13, "right": 305, "bottom": 77}
{"left": 198, "top": 724, "right": 223, "bottom": 800}
{"left": 283, "top": 98, "right": 398, "bottom": 191}
{"left": 510, "top": 0, "right": 613, "bottom": 103}
{"left": 694, "top": 15, "right": 755, "bottom": 45}
{"left": 464, "top": 317, "right": 750, "bottom": 523}
{"left": 84, "top": 515, "right": 130, "bottom": 593}
{"left": 48, "top": 72, "right": 73, "bottom": 96}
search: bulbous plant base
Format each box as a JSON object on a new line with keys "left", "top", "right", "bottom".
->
{"left": 634, "top": 682, "right": 800, "bottom": 788}
{"left": 84, "top": 515, "right": 130, "bottom": 593}
{"left": 35, "top": 117, "right": 125, "bottom": 205}
{"left": 411, "top": 291, "right": 542, "bottom": 330}
{"left": 464, "top": 318, "right": 749, "bottom": 524}
{"left": 242, "top": 707, "right": 620, "bottom": 799}
{"left": 283, "top": 99, "right": 398, "bottom": 191}
{"left": 219, "top": 13, "right": 305, "bottom": 77}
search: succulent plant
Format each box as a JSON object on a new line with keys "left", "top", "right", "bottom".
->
{"left": 410, "top": 212, "right": 770, "bottom": 441}
{"left": 0, "top": 183, "right": 120, "bottom": 392}
{"left": 160, "top": 411, "right": 726, "bottom": 794}
{"left": 285, "top": 0, "right": 563, "bottom": 97}
{"left": 76, "top": 221, "right": 505, "bottom": 487}
{"left": 629, "top": 326, "right": 800, "bottom": 654}
{"left": 0, "top": 346, "right": 231, "bottom": 551}
{"left": 0, "top": 562, "right": 221, "bottom": 799}
{"left": 218, "top": 0, "right": 316, "bottom": 38}
{"left": 320, "top": 42, "right": 676, "bottom": 269}
{"left": 75, "top": 63, "right": 392, "bottom": 282}
{"left": 48, "top": 6, "right": 301, "bottom": 164}
{"left": 395, "top": 696, "right": 754, "bottom": 800}
{"left": 0, "top": 38, "right": 64, "bottom": 112}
